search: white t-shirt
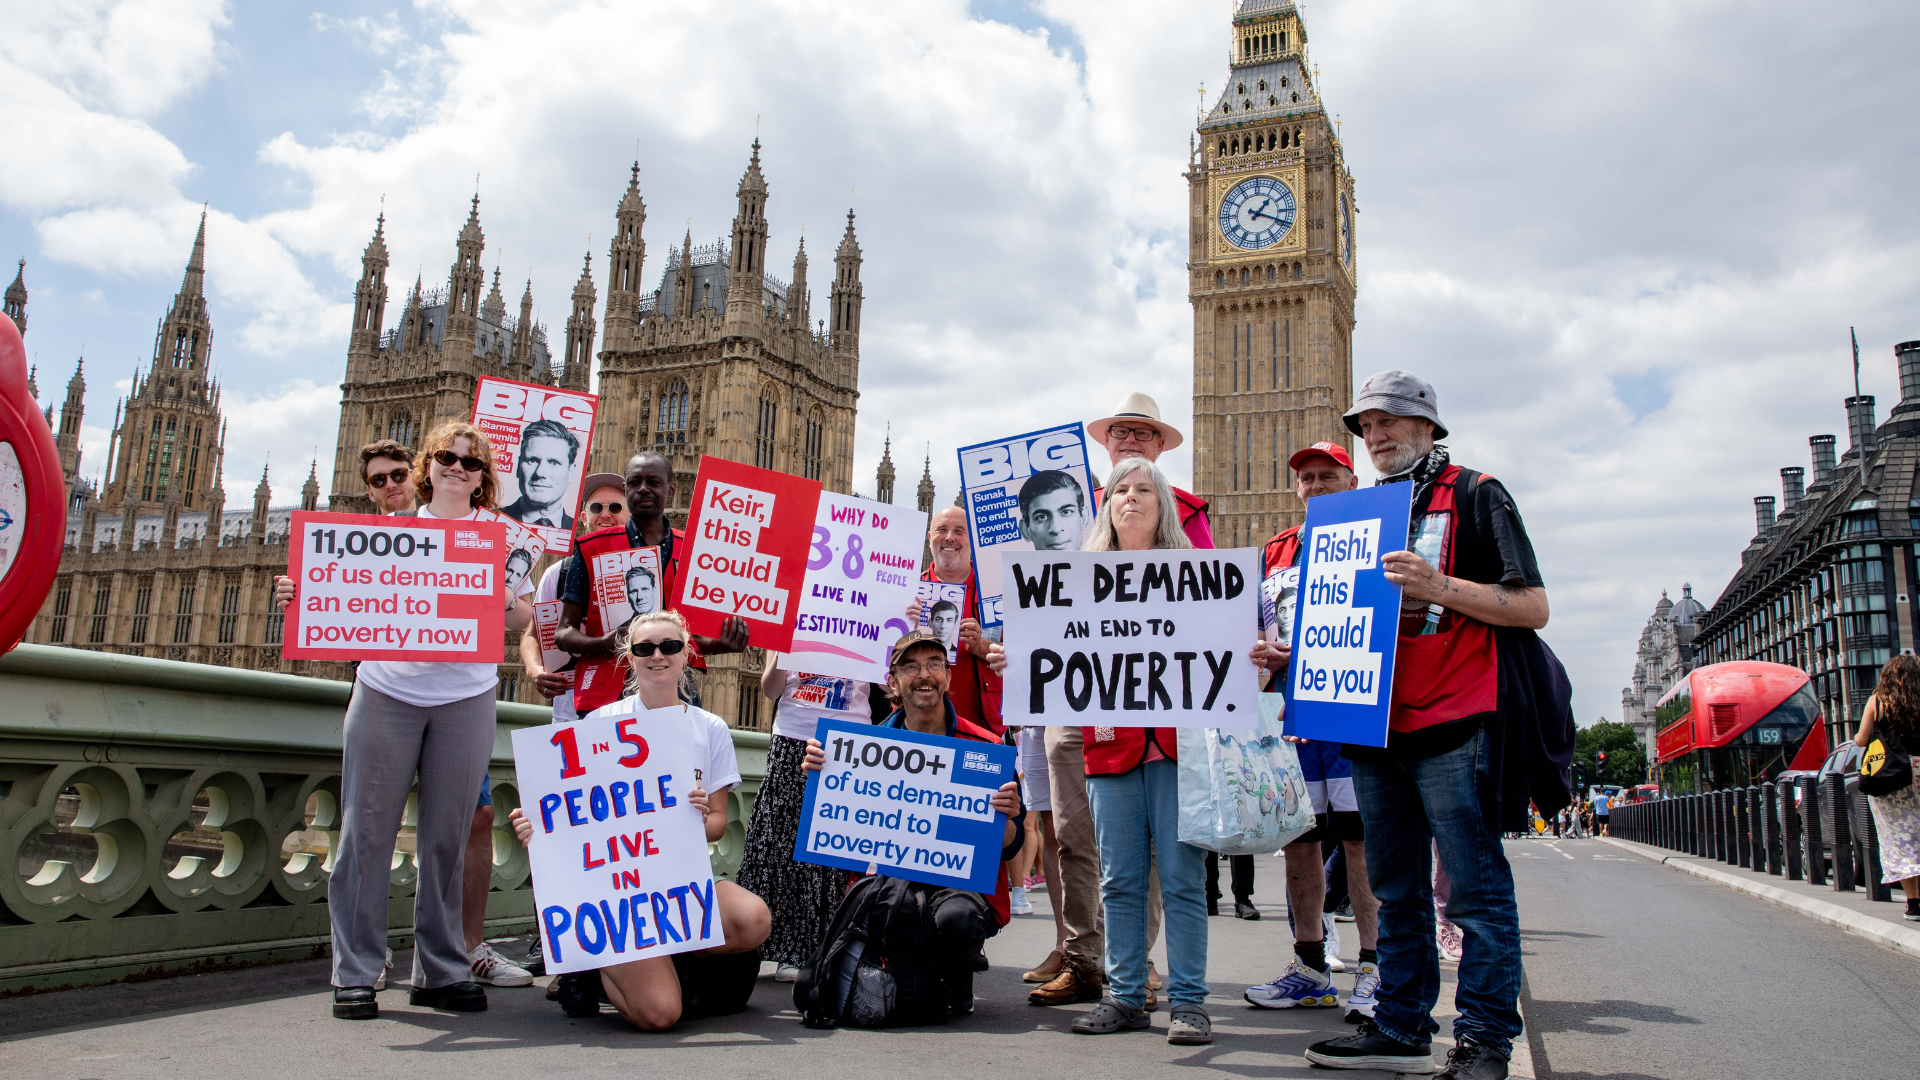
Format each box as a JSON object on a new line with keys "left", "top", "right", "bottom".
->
{"left": 356, "top": 506, "right": 536, "bottom": 708}
{"left": 771, "top": 665, "right": 873, "bottom": 741}
{"left": 583, "top": 698, "right": 742, "bottom": 794}
{"left": 534, "top": 562, "right": 579, "bottom": 724}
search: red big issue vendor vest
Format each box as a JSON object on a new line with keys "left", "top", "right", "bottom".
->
{"left": 572, "top": 525, "right": 692, "bottom": 714}
{"left": 1387, "top": 465, "right": 1498, "bottom": 733}
{"left": 1263, "top": 468, "right": 1498, "bottom": 733}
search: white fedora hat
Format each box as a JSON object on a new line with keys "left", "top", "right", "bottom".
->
{"left": 1087, "top": 392, "right": 1184, "bottom": 453}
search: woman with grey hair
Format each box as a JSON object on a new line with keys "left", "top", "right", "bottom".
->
{"left": 989, "top": 456, "right": 1212, "bottom": 1045}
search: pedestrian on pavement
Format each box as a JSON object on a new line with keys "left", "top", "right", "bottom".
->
{"left": 1300, "top": 371, "right": 1550, "bottom": 1080}
{"left": 515, "top": 473, "right": 630, "bottom": 983}
{"left": 513, "top": 610, "right": 771, "bottom": 1029}
{"left": 1591, "top": 789, "right": 1612, "bottom": 837}
{"left": 920, "top": 506, "right": 1005, "bottom": 732}
{"left": 803, "top": 629, "right": 1026, "bottom": 1016}
{"left": 1855, "top": 655, "right": 1920, "bottom": 921}
{"left": 1025, "top": 400, "right": 1203, "bottom": 1005}
{"left": 992, "top": 456, "right": 1213, "bottom": 1046}
{"left": 1010, "top": 725, "right": 1064, "bottom": 936}
{"left": 1205, "top": 851, "right": 1258, "bottom": 919}
{"left": 737, "top": 645, "right": 902, "bottom": 982}
{"left": 553, "top": 451, "right": 750, "bottom": 714}
{"left": 1246, "top": 442, "right": 1383, "bottom": 1023}
{"left": 1087, "top": 391, "right": 1214, "bottom": 547}
{"left": 519, "top": 473, "right": 630, "bottom": 726}
{"left": 922, "top": 506, "right": 1068, "bottom": 993}
{"left": 276, "top": 423, "right": 536, "bottom": 1021}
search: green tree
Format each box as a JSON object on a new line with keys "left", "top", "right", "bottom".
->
{"left": 1574, "top": 720, "right": 1649, "bottom": 789}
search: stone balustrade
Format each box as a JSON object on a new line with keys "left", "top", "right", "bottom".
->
{"left": 0, "top": 644, "right": 767, "bottom": 994}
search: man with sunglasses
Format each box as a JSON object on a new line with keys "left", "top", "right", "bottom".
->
{"left": 555, "top": 451, "right": 750, "bottom": 715}
{"left": 521, "top": 472, "right": 630, "bottom": 725}
{"left": 361, "top": 440, "right": 416, "bottom": 514}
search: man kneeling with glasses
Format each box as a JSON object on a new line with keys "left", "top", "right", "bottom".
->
{"left": 801, "top": 629, "right": 1026, "bottom": 1016}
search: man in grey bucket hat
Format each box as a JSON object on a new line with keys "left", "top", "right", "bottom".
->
{"left": 1343, "top": 369, "right": 1449, "bottom": 442}
{"left": 1303, "top": 370, "right": 1549, "bottom": 1080}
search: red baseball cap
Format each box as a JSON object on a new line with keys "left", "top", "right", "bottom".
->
{"left": 1288, "top": 441, "right": 1354, "bottom": 472}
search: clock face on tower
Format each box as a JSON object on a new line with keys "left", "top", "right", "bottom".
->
{"left": 1218, "top": 176, "right": 1296, "bottom": 251}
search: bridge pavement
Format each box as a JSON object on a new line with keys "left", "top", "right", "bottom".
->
{"left": 1510, "top": 835, "right": 1920, "bottom": 1079}
{"left": 1, "top": 857, "right": 1519, "bottom": 1080}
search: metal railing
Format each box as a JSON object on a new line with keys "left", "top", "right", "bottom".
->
{"left": 1606, "top": 778, "right": 1895, "bottom": 903}
{"left": 0, "top": 644, "right": 767, "bottom": 994}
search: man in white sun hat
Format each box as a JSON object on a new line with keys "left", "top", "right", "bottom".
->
{"left": 1086, "top": 391, "right": 1213, "bottom": 548}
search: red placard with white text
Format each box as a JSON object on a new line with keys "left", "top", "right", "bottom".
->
{"left": 673, "top": 456, "right": 821, "bottom": 652}
{"left": 284, "top": 510, "right": 506, "bottom": 663}
{"left": 471, "top": 376, "right": 598, "bottom": 556}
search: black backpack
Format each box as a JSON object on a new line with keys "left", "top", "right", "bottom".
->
{"left": 794, "top": 875, "right": 950, "bottom": 1028}
{"left": 1860, "top": 721, "right": 1914, "bottom": 798}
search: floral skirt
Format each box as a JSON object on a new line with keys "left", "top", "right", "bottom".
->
{"left": 734, "top": 733, "right": 848, "bottom": 966}
{"left": 1868, "top": 773, "right": 1920, "bottom": 883}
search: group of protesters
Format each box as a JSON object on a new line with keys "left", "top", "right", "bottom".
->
{"left": 278, "top": 368, "right": 1552, "bottom": 1080}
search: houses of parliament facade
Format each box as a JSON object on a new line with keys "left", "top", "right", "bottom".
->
{"left": 22, "top": 141, "right": 874, "bottom": 730}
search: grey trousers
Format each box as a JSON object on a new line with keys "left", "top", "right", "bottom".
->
{"left": 330, "top": 684, "right": 496, "bottom": 989}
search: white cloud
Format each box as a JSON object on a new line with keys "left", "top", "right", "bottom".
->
{"left": 215, "top": 378, "right": 342, "bottom": 507}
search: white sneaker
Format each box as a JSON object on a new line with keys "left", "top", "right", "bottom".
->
{"left": 1323, "top": 915, "right": 1346, "bottom": 972}
{"left": 1009, "top": 886, "right": 1035, "bottom": 915}
{"left": 468, "top": 942, "right": 534, "bottom": 987}
{"left": 774, "top": 963, "right": 801, "bottom": 982}
{"left": 1343, "top": 961, "right": 1381, "bottom": 1023}
{"left": 1436, "top": 918, "right": 1463, "bottom": 964}
{"left": 373, "top": 947, "right": 392, "bottom": 991}
{"left": 1244, "top": 958, "right": 1339, "bottom": 1008}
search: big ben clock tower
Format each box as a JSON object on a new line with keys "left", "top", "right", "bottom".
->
{"left": 1190, "top": 0, "right": 1357, "bottom": 546}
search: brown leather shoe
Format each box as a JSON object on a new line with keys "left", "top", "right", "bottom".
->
{"left": 1023, "top": 949, "right": 1066, "bottom": 984}
{"left": 1028, "top": 958, "right": 1103, "bottom": 1006}
{"left": 1144, "top": 984, "right": 1159, "bottom": 1012}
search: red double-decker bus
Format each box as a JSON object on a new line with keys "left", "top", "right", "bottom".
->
{"left": 1653, "top": 661, "right": 1827, "bottom": 795}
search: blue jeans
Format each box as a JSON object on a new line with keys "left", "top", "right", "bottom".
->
{"left": 1085, "top": 759, "right": 1209, "bottom": 1009}
{"left": 1351, "top": 726, "right": 1521, "bottom": 1056}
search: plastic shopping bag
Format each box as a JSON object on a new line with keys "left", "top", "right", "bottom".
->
{"left": 1176, "top": 693, "right": 1316, "bottom": 855}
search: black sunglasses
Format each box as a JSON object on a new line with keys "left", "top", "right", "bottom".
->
{"left": 630, "top": 639, "right": 686, "bottom": 657}
{"left": 431, "top": 449, "right": 487, "bottom": 472}
{"left": 366, "top": 468, "right": 409, "bottom": 489}
{"left": 588, "top": 501, "right": 625, "bottom": 515}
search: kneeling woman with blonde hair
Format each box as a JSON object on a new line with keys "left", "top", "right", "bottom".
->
{"left": 509, "top": 610, "right": 772, "bottom": 1030}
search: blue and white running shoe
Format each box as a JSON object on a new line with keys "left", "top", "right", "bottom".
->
{"left": 1343, "top": 961, "right": 1380, "bottom": 1023}
{"left": 1244, "top": 959, "right": 1339, "bottom": 1009}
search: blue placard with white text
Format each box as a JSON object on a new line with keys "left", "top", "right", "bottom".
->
{"left": 1282, "top": 483, "right": 1414, "bottom": 748}
{"left": 793, "top": 717, "right": 1013, "bottom": 893}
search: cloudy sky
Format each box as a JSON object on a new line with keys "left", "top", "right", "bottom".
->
{"left": 4, "top": 0, "right": 1917, "bottom": 723}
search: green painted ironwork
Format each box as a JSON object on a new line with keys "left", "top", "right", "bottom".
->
{"left": 0, "top": 644, "right": 767, "bottom": 994}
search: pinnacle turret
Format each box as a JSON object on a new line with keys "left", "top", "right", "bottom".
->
{"left": 4, "top": 257, "right": 25, "bottom": 336}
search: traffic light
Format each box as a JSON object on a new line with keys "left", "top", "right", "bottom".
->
{"left": 1598, "top": 751, "right": 1608, "bottom": 771}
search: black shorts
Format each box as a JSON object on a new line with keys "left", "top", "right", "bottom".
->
{"left": 1595, "top": 813, "right": 1611, "bottom": 824}
{"left": 1289, "top": 810, "right": 1364, "bottom": 847}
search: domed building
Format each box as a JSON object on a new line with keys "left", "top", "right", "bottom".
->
{"left": 1622, "top": 585, "right": 1706, "bottom": 763}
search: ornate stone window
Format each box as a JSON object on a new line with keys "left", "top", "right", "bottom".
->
{"left": 131, "top": 576, "right": 153, "bottom": 643}
{"left": 656, "top": 379, "right": 689, "bottom": 444}
{"left": 755, "top": 391, "right": 779, "bottom": 469}
{"left": 802, "top": 407, "right": 825, "bottom": 481}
